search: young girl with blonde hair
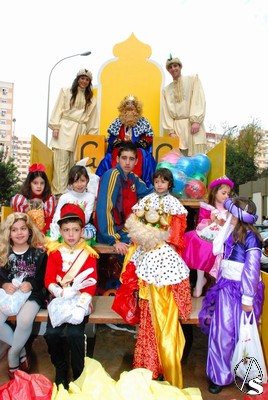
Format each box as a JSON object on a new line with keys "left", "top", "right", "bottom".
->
{"left": 0, "top": 212, "right": 47, "bottom": 379}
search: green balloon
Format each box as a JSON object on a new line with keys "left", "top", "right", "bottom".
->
{"left": 156, "top": 162, "right": 174, "bottom": 171}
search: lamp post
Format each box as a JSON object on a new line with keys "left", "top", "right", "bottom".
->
{"left": 45, "top": 51, "right": 91, "bottom": 145}
{"left": 12, "top": 118, "right": 16, "bottom": 157}
{"left": 220, "top": 125, "right": 237, "bottom": 141}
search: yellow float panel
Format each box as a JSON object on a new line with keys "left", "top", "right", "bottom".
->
{"left": 152, "top": 137, "right": 180, "bottom": 164}
{"left": 30, "top": 135, "right": 53, "bottom": 182}
{"left": 98, "top": 33, "right": 163, "bottom": 138}
{"left": 206, "top": 140, "right": 226, "bottom": 186}
{"left": 76, "top": 135, "right": 106, "bottom": 172}
{"left": 0, "top": 206, "right": 13, "bottom": 221}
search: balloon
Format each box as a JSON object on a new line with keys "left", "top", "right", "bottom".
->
{"left": 184, "top": 179, "right": 207, "bottom": 199}
{"left": 191, "top": 172, "right": 207, "bottom": 185}
{"left": 176, "top": 157, "right": 196, "bottom": 177}
{"left": 156, "top": 162, "right": 175, "bottom": 171}
{"left": 171, "top": 170, "right": 187, "bottom": 196}
{"left": 192, "top": 153, "right": 211, "bottom": 175}
{"left": 172, "top": 177, "right": 186, "bottom": 194}
{"left": 161, "top": 152, "right": 180, "bottom": 166}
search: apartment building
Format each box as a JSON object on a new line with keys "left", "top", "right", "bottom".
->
{"left": 0, "top": 81, "right": 31, "bottom": 181}
{"left": 257, "top": 129, "right": 268, "bottom": 172}
{"left": 0, "top": 80, "right": 14, "bottom": 156}
{"left": 12, "top": 136, "right": 31, "bottom": 181}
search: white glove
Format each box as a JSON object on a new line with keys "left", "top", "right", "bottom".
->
{"left": 62, "top": 286, "right": 78, "bottom": 299}
{"left": 72, "top": 269, "right": 96, "bottom": 291}
{"left": 69, "top": 306, "right": 86, "bottom": 325}
{"left": 48, "top": 283, "right": 63, "bottom": 298}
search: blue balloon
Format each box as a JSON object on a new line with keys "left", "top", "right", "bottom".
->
{"left": 172, "top": 170, "right": 187, "bottom": 195}
{"left": 192, "top": 153, "right": 211, "bottom": 175}
{"left": 176, "top": 157, "right": 196, "bottom": 177}
{"left": 172, "top": 178, "right": 185, "bottom": 193}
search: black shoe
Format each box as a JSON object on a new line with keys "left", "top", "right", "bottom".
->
{"left": 208, "top": 382, "right": 222, "bottom": 394}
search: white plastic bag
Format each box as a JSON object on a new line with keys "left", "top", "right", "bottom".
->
{"left": 47, "top": 269, "right": 96, "bottom": 327}
{"left": 48, "top": 294, "right": 81, "bottom": 327}
{"left": 231, "top": 311, "right": 267, "bottom": 383}
{"left": 0, "top": 288, "right": 31, "bottom": 316}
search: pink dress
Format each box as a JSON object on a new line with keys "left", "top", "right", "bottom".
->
{"left": 182, "top": 202, "right": 227, "bottom": 277}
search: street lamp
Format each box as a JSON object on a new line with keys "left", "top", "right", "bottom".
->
{"left": 220, "top": 125, "right": 237, "bottom": 141}
{"left": 45, "top": 51, "right": 91, "bottom": 145}
{"left": 12, "top": 118, "right": 16, "bottom": 157}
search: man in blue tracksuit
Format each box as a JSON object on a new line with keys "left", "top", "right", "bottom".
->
{"left": 95, "top": 142, "right": 153, "bottom": 256}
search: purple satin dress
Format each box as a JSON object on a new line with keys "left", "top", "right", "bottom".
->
{"left": 199, "top": 230, "right": 264, "bottom": 386}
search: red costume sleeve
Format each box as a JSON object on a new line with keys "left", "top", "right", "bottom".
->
{"left": 166, "top": 214, "right": 187, "bottom": 255}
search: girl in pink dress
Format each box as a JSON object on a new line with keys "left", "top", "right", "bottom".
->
{"left": 182, "top": 176, "right": 234, "bottom": 297}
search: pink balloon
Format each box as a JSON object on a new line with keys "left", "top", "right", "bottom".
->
{"left": 161, "top": 153, "right": 180, "bottom": 166}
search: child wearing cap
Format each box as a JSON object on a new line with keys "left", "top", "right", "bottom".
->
{"left": 182, "top": 176, "right": 234, "bottom": 297}
{"left": 44, "top": 203, "right": 98, "bottom": 388}
{"left": 48, "top": 68, "right": 99, "bottom": 196}
{"left": 199, "top": 197, "right": 265, "bottom": 394}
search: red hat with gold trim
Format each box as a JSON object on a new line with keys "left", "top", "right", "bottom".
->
{"left": 58, "top": 204, "right": 85, "bottom": 226}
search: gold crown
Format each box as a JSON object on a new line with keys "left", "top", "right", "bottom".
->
{"left": 135, "top": 199, "right": 171, "bottom": 230}
{"left": 123, "top": 95, "right": 137, "bottom": 103}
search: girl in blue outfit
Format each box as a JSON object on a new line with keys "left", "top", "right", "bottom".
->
{"left": 199, "top": 197, "right": 265, "bottom": 394}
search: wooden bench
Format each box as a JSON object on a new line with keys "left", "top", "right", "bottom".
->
{"left": 8, "top": 295, "right": 203, "bottom": 325}
{"left": 4, "top": 201, "right": 203, "bottom": 328}
{"left": 92, "top": 243, "right": 117, "bottom": 254}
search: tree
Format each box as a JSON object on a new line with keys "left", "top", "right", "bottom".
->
{"left": 235, "top": 120, "right": 262, "bottom": 159}
{"left": 0, "top": 158, "right": 21, "bottom": 206}
{"left": 226, "top": 144, "right": 258, "bottom": 194}
{"left": 225, "top": 120, "right": 260, "bottom": 194}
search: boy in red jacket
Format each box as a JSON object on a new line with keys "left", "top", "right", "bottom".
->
{"left": 44, "top": 204, "right": 98, "bottom": 388}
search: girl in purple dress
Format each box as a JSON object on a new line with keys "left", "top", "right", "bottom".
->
{"left": 182, "top": 176, "right": 234, "bottom": 297}
{"left": 199, "top": 197, "right": 264, "bottom": 394}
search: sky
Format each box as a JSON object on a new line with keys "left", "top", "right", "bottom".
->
{"left": 2, "top": 0, "right": 268, "bottom": 145}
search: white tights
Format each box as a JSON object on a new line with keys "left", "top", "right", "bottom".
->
{"left": 0, "top": 300, "right": 40, "bottom": 368}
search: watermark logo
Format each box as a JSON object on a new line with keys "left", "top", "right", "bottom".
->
{"left": 234, "top": 356, "right": 264, "bottom": 395}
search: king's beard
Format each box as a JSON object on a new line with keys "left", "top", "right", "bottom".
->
{"left": 119, "top": 110, "right": 140, "bottom": 127}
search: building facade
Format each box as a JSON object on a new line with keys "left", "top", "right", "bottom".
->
{"left": 0, "top": 80, "right": 14, "bottom": 157}
{"left": 0, "top": 81, "right": 31, "bottom": 181}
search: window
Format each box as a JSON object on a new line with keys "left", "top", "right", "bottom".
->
{"left": 1, "top": 109, "right": 7, "bottom": 116}
{"left": 0, "top": 130, "right": 6, "bottom": 138}
{"left": 2, "top": 88, "right": 8, "bottom": 95}
{"left": 0, "top": 120, "right": 6, "bottom": 125}
{"left": 1, "top": 99, "right": 7, "bottom": 104}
